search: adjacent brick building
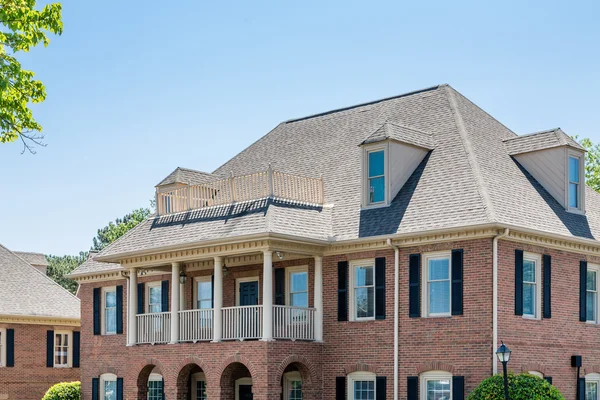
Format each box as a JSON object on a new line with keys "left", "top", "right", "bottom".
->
{"left": 69, "top": 85, "right": 600, "bottom": 400}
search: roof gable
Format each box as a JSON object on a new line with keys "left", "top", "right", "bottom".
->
{"left": 503, "top": 128, "right": 584, "bottom": 155}
{"left": 157, "top": 167, "right": 218, "bottom": 187}
{"left": 360, "top": 122, "right": 435, "bottom": 149}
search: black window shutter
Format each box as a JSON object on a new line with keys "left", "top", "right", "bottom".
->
{"left": 117, "top": 377, "right": 124, "bottom": 400}
{"left": 274, "top": 268, "right": 285, "bottom": 306}
{"left": 451, "top": 249, "right": 464, "bottom": 316}
{"left": 545, "top": 376, "right": 553, "bottom": 385}
{"left": 211, "top": 274, "right": 215, "bottom": 308}
{"left": 6, "top": 328, "right": 14, "bottom": 367}
{"left": 161, "top": 377, "right": 165, "bottom": 399}
{"left": 137, "top": 283, "right": 144, "bottom": 314}
{"left": 375, "top": 257, "right": 386, "bottom": 319}
{"left": 335, "top": 376, "right": 346, "bottom": 400}
{"left": 453, "top": 376, "right": 465, "bottom": 400}
{"left": 73, "top": 331, "right": 80, "bottom": 368}
{"left": 515, "top": 249, "right": 524, "bottom": 316}
{"left": 116, "top": 285, "right": 123, "bottom": 334}
{"left": 92, "top": 378, "right": 99, "bottom": 400}
{"left": 409, "top": 254, "right": 421, "bottom": 318}
{"left": 543, "top": 255, "right": 551, "bottom": 319}
{"left": 46, "top": 330, "right": 54, "bottom": 368}
{"left": 93, "top": 287, "right": 101, "bottom": 335}
{"left": 581, "top": 261, "right": 588, "bottom": 322}
{"left": 161, "top": 280, "right": 169, "bottom": 312}
{"left": 407, "top": 376, "right": 418, "bottom": 400}
{"left": 578, "top": 377, "right": 585, "bottom": 400}
{"left": 376, "top": 376, "right": 387, "bottom": 399}
{"left": 337, "top": 261, "right": 348, "bottom": 321}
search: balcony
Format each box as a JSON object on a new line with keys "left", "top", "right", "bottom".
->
{"left": 156, "top": 167, "right": 324, "bottom": 216}
{"left": 135, "top": 305, "right": 315, "bottom": 344}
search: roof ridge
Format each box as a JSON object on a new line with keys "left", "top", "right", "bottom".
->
{"left": 503, "top": 128, "right": 561, "bottom": 142}
{"left": 386, "top": 121, "right": 433, "bottom": 136}
{"left": 444, "top": 86, "right": 497, "bottom": 223}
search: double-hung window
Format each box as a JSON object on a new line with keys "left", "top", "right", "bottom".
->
{"left": 147, "top": 283, "right": 163, "bottom": 313}
{"left": 287, "top": 267, "right": 308, "bottom": 308}
{"left": 587, "top": 265, "right": 600, "bottom": 323}
{"left": 367, "top": 149, "right": 385, "bottom": 205}
{"left": 54, "top": 331, "right": 72, "bottom": 368}
{"left": 283, "top": 371, "right": 303, "bottom": 400}
{"left": 101, "top": 373, "right": 117, "bottom": 400}
{"left": 569, "top": 155, "right": 581, "bottom": 210}
{"left": 420, "top": 371, "right": 453, "bottom": 400}
{"left": 348, "top": 372, "right": 376, "bottom": 400}
{"left": 195, "top": 277, "right": 212, "bottom": 310}
{"left": 103, "top": 287, "right": 117, "bottom": 335}
{"left": 423, "top": 253, "right": 451, "bottom": 317}
{"left": 350, "top": 260, "right": 375, "bottom": 320}
{"left": 522, "top": 253, "right": 541, "bottom": 319}
{"left": 192, "top": 372, "right": 207, "bottom": 400}
{"left": 586, "top": 373, "right": 600, "bottom": 400}
{"left": 148, "top": 373, "right": 164, "bottom": 400}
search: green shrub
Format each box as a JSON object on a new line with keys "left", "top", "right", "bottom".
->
{"left": 42, "top": 381, "right": 81, "bottom": 400}
{"left": 468, "top": 373, "right": 564, "bottom": 400}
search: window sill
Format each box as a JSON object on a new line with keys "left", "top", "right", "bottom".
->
{"left": 362, "top": 202, "right": 389, "bottom": 210}
{"left": 566, "top": 207, "right": 585, "bottom": 215}
{"left": 350, "top": 317, "right": 376, "bottom": 322}
{"left": 423, "top": 314, "right": 452, "bottom": 318}
{"left": 522, "top": 315, "right": 541, "bottom": 321}
{"left": 585, "top": 321, "right": 599, "bottom": 326}
{"left": 54, "top": 365, "right": 72, "bottom": 369}
{"left": 102, "top": 332, "right": 117, "bottom": 336}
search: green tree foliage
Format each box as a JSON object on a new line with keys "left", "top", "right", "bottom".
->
{"left": 579, "top": 137, "right": 600, "bottom": 193}
{"left": 468, "top": 373, "right": 564, "bottom": 400}
{"left": 92, "top": 207, "right": 152, "bottom": 251}
{"left": 0, "top": 0, "right": 63, "bottom": 152}
{"left": 42, "top": 381, "right": 80, "bottom": 400}
{"left": 45, "top": 252, "right": 86, "bottom": 294}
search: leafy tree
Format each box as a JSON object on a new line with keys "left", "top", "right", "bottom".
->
{"left": 0, "top": 0, "right": 63, "bottom": 153}
{"left": 92, "top": 207, "right": 152, "bottom": 251}
{"left": 579, "top": 137, "right": 600, "bottom": 193}
{"left": 468, "top": 373, "right": 563, "bottom": 400}
{"left": 42, "top": 381, "right": 80, "bottom": 400}
{"left": 46, "top": 252, "right": 86, "bottom": 294}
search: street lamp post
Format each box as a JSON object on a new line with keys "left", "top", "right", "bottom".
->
{"left": 496, "top": 341, "right": 512, "bottom": 400}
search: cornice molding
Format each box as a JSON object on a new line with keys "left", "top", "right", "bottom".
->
{"left": 505, "top": 230, "right": 600, "bottom": 256}
{"left": 0, "top": 315, "right": 80, "bottom": 326}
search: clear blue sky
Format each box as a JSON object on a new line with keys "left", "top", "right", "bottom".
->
{"left": 1, "top": 0, "right": 599, "bottom": 256}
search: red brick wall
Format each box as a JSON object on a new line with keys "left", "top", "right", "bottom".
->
{"left": 0, "top": 322, "right": 80, "bottom": 400}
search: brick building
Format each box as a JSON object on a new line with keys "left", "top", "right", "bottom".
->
{"left": 69, "top": 85, "right": 600, "bottom": 400}
{"left": 0, "top": 245, "right": 81, "bottom": 400}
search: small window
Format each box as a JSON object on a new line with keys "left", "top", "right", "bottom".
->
{"left": 191, "top": 372, "right": 207, "bottom": 400}
{"left": 587, "top": 265, "right": 600, "bottom": 323}
{"left": 148, "top": 373, "right": 164, "bottom": 400}
{"left": 101, "top": 373, "right": 117, "bottom": 400}
{"left": 147, "top": 283, "right": 163, "bottom": 313}
{"left": 422, "top": 253, "right": 451, "bottom": 317}
{"left": 348, "top": 371, "right": 376, "bottom": 400}
{"left": 195, "top": 277, "right": 212, "bottom": 310}
{"left": 586, "top": 373, "right": 600, "bottom": 400}
{"left": 350, "top": 260, "right": 375, "bottom": 320}
{"left": 283, "top": 371, "right": 303, "bottom": 400}
{"left": 569, "top": 156, "right": 581, "bottom": 209}
{"left": 420, "top": 371, "right": 453, "bottom": 400}
{"left": 522, "top": 253, "right": 541, "bottom": 319}
{"left": 368, "top": 149, "right": 385, "bottom": 204}
{"left": 0, "top": 328, "right": 5, "bottom": 367}
{"left": 287, "top": 267, "right": 308, "bottom": 308}
{"left": 103, "top": 287, "right": 117, "bottom": 335}
{"left": 54, "top": 331, "right": 72, "bottom": 368}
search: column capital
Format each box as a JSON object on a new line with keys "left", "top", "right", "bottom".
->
{"left": 171, "top": 261, "right": 181, "bottom": 268}
{"left": 214, "top": 256, "right": 223, "bottom": 262}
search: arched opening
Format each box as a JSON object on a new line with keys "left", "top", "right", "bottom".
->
{"left": 177, "top": 363, "right": 207, "bottom": 400}
{"left": 220, "top": 362, "right": 252, "bottom": 400}
{"left": 280, "top": 363, "right": 311, "bottom": 400}
{"left": 137, "top": 365, "right": 164, "bottom": 400}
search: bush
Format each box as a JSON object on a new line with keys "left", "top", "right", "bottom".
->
{"left": 42, "top": 381, "right": 81, "bottom": 400}
{"left": 468, "top": 373, "right": 564, "bottom": 400}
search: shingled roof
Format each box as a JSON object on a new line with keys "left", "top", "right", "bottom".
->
{"left": 0, "top": 244, "right": 79, "bottom": 319}
{"left": 75, "top": 84, "right": 600, "bottom": 274}
{"left": 13, "top": 251, "right": 48, "bottom": 267}
{"left": 503, "top": 128, "right": 585, "bottom": 155}
{"left": 157, "top": 167, "right": 218, "bottom": 187}
{"left": 360, "top": 121, "right": 435, "bottom": 149}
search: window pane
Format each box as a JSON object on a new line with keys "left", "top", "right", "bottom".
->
{"left": 355, "top": 266, "right": 374, "bottom": 287}
{"left": 196, "top": 381, "right": 207, "bottom": 400}
{"left": 570, "top": 157, "right": 580, "bottom": 183}
{"left": 148, "top": 380, "right": 164, "bottom": 400}
{"left": 354, "top": 380, "right": 375, "bottom": 400}
{"left": 150, "top": 287, "right": 162, "bottom": 305}
{"left": 523, "top": 283, "right": 536, "bottom": 316}
{"left": 198, "top": 281, "right": 212, "bottom": 300}
{"left": 55, "top": 335, "right": 61, "bottom": 346}
{"left": 104, "top": 381, "right": 116, "bottom": 400}
{"left": 369, "top": 177, "right": 385, "bottom": 203}
{"left": 429, "top": 281, "right": 450, "bottom": 314}
{"left": 291, "top": 292, "right": 308, "bottom": 308}
{"left": 427, "top": 379, "right": 451, "bottom": 400}
{"left": 587, "top": 292, "right": 597, "bottom": 322}
{"left": 429, "top": 258, "right": 449, "bottom": 280}
{"left": 198, "top": 300, "right": 212, "bottom": 309}
{"left": 586, "top": 381, "right": 598, "bottom": 400}
{"left": 106, "top": 308, "right": 116, "bottom": 333}
{"left": 523, "top": 260, "right": 536, "bottom": 283}
{"left": 288, "top": 379, "right": 303, "bottom": 400}
{"left": 105, "top": 291, "right": 116, "bottom": 307}
{"left": 589, "top": 271, "right": 598, "bottom": 291}
{"left": 570, "top": 183, "right": 579, "bottom": 208}
{"left": 368, "top": 150, "right": 384, "bottom": 177}
{"left": 355, "top": 287, "right": 375, "bottom": 318}
{"left": 291, "top": 272, "right": 308, "bottom": 293}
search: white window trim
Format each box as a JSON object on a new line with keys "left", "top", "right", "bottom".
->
{"left": 100, "top": 373, "right": 117, "bottom": 400}
{"left": 528, "top": 371, "right": 544, "bottom": 379}
{"left": 522, "top": 252, "right": 542, "bottom": 320}
{"left": 53, "top": 330, "right": 73, "bottom": 368}
{"left": 235, "top": 277, "right": 260, "bottom": 306}
{"left": 191, "top": 372, "right": 207, "bottom": 400}
{"left": 349, "top": 259, "right": 376, "bottom": 321}
{"left": 146, "top": 282, "right": 163, "bottom": 314}
{"left": 235, "top": 377, "right": 253, "bottom": 400}
{"left": 347, "top": 371, "right": 376, "bottom": 400}
{"left": 102, "top": 286, "right": 117, "bottom": 335}
{"left": 587, "top": 264, "right": 600, "bottom": 324}
{"left": 283, "top": 371, "right": 302, "bottom": 400}
{"left": 421, "top": 252, "right": 452, "bottom": 318}
{"left": 362, "top": 142, "right": 390, "bottom": 209}
{"left": 193, "top": 276, "right": 213, "bottom": 310}
{"left": 0, "top": 328, "right": 6, "bottom": 368}
{"left": 566, "top": 150, "right": 585, "bottom": 214}
{"left": 586, "top": 373, "right": 600, "bottom": 400}
{"left": 420, "top": 370, "right": 453, "bottom": 400}
{"left": 286, "top": 266, "right": 309, "bottom": 307}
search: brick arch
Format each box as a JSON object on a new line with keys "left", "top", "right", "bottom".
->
{"left": 216, "top": 353, "right": 258, "bottom": 378}
{"left": 344, "top": 362, "right": 379, "bottom": 375}
{"left": 585, "top": 366, "right": 600, "bottom": 375}
{"left": 416, "top": 361, "right": 456, "bottom": 375}
{"left": 92, "top": 363, "right": 119, "bottom": 377}
{"left": 276, "top": 354, "right": 318, "bottom": 385}
{"left": 133, "top": 358, "right": 168, "bottom": 400}
{"left": 173, "top": 356, "right": 212, "bottom": 382}
{"left": 174, "top": 357, "right": 211, "bottom": 400}
{"left": 131, "top": 357, "right": 168, "bottom": 378}
{"left": 521, "top": 363, "right": 546, "bottom": 375}
{"left": 218, "top": 355, "right": 256, "bottom": 400}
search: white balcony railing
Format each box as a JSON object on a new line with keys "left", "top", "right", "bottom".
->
{"left": 136, "top": 312, "right": 171, "bottom": 344}
{"left": 222, "top": 305, "right": 263, "bottom": 341}
{"left": 156, "top": 167, "right": 324, "bottom": 215}
{"left": 179, "top": 309, "right": 213, "bottom": 342}
{"left": 273, "top": 305, "right": 315, "bottom": 341}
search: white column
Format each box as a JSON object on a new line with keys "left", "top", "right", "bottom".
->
{"left": 170, "top": 262, "right": 180, "bottom": 344}
{"left": 180, "top": 281, "right": 186, "bottom": 311}
{"left": 128, "top": 268, "right": 137, "bottom": 346}
{"left": 262, "top": 250, "right": 274, "bottom": 341}
{"left": 314, "top": 256, "right": 323, "bottom": 342}
{"left": 212, "top": 257, "right": 223, "bottom": 342}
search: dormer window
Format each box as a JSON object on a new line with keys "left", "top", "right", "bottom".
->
{"left": 569, "top": 155, "right": 581, "bottom": 210}
{"left": 368, "top": 149, "right": 386, "bottom": 204}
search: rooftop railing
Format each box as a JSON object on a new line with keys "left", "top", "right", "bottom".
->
{"left": 156, "top": 166, "right": 324, "bottom": 215}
